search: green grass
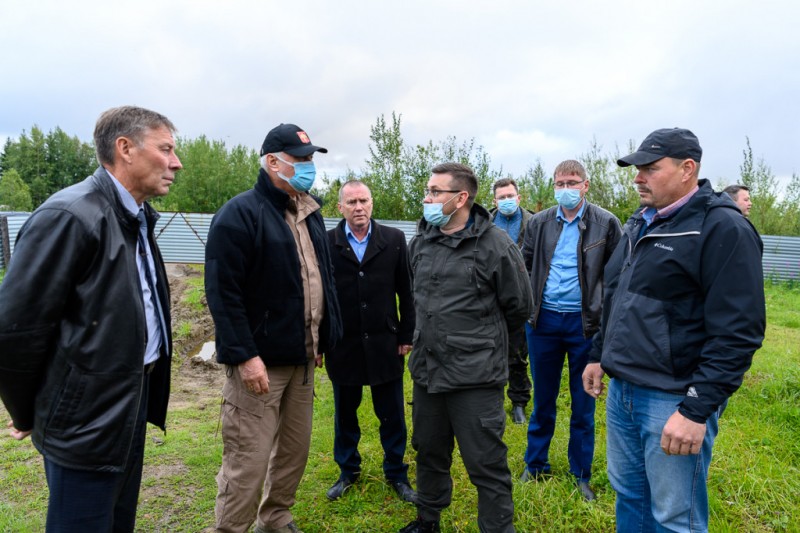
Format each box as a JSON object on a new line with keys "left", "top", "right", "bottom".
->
{"left": 182, "top": 266, "right": 206, "bottom": 312}
{"left": 1, "top": 282, "right": 798, "bottom": 531}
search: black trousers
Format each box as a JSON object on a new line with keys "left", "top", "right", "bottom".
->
{"left": 411, "top": 383, "right": 515, "bottom": 533}
{"left": 332, "top": 378, "right": 409, "bottom": 482}
{"left": 507, "top": 325, "right": 532, "bottom": 406}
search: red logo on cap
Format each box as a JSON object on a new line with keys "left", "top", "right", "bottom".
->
{"left": 297, "top": 131, "right": 310, "bottom": 144}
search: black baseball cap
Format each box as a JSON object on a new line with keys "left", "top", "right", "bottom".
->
{"left": 617, "top": 128, "right": 702, "bottom": 167}
{"left": 260, "top": 123, "right": 328, "bottom": 157}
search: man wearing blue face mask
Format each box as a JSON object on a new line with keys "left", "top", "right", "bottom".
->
{"left": 519, "top": 160, "right": 622, "bottom": 502}
{"left": 205, "top": 123, "right": 343, "bottom": 533}
{"left": 401, "top": 163, "right": 533, "bottom": 533}
{"left": 490, "top": 178, "right": 534, "bottom": 424}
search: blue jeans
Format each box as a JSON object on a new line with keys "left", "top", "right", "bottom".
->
{"left": 606, "top": 378, "right": 721, "bottom": 533}
{"left": 524, "top": 309, "right": 595, "bottom": 481}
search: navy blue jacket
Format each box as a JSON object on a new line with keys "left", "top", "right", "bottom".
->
{"left": 205, "top": 169, "right": 342, "bottom": 367}
{"left": 589, "top": 179, "right": 765, "bottom": 423}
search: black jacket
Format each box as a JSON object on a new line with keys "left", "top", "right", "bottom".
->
{"left": 205, "top": 168, "right": 342, "bottom": 367}
{"left": 589, "top": 180, "right": 765, "bottom": 423}
{"left": 0, "top": 167, "right": 172, "bottom": 472}
{"left": 326, "top": 219, "right": 415, "bottom": 386}
{"left": 408, "top": 204, "right": 533, "bottom": 392}
{"left": 521, "top": 201, "right": 622, "bottom": 337}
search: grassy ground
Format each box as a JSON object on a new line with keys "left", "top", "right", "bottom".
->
{"left": 1, "top": 281, "right": 798, "bottom": 532}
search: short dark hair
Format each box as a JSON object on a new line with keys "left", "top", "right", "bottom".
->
{"left": 432, "top": 162, "right": 478, "bottom": 206}
{"left": 553, "top": 160, "right": 587, "bottom": 181}
{"left": 94, "top": 106, "right": 177, "bottom": 166}
{"left": 493, "top": 178, "right": 519, "bottom": 196}
{"left": 722, "top": 184, "right": 749, "bottom": 200}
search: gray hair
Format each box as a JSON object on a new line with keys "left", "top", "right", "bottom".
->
{"left": 338, "top": 179, "right": 371, "bottom": 203}
{"left": 94, "top": 106, "right": 176, "bottom": 166}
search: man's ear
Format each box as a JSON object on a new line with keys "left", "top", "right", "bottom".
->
{"left": 116, "top": 136, "right": 134, "bottom": 164}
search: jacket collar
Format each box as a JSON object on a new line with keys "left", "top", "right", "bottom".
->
{"left": 334, "top": 218, "right": 386, "bottom": 265}
{"left": 91, "top": 166, "right": 160, "bottom": 232}
{"left": 254, "top": 167, "right": 292, "bottom": 212}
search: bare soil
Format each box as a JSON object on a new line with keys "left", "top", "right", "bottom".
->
{"left": 165, "top": 264, "right": 226, "bottom": 410}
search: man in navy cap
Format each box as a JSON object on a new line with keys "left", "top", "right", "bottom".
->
{"left": 582, "top": 128, "right": 765, "bottom": 532}
{"left": 205, "top": 123, "right": 343, "bottom": 533}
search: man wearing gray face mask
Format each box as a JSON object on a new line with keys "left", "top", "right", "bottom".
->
{"left": 205, "top": 123, "right": 343, "bottom": 533}
{"left": 519, "top": 160, "right": 622, "bottom": 502}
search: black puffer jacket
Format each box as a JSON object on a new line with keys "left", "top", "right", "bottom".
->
{"left": 205, "top": 169, "right": 342, "bottom": 366}
{"left": 589, "top": 180, "right": 765, "bottom": 423}
{"left": 0, "top": 167, "right": 172, "bottom": 472}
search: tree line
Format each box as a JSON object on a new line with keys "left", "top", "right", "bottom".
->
{"left": 1, "top": 115, "right": 798, "bottom": 235}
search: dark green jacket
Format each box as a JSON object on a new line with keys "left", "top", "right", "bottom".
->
{"left": 408, "top": 203, "right": 533, "bottom": 392}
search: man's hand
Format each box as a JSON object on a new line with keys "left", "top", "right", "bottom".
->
{"left": 7, "top": 420, "right": 32, "bottom": 440}
{"left": 661, "top": 411, "right": 706, "bottom": 456}
{"left": 398, "top": 344, "right": 413, "bottom": 356}
{"left": 239, "top": 356, "right": 270, "bottom": 395}
{"left": 582, "top": 362, "right": 606, "bottom": 399}
{"left": 315, "top": 354, "right": 324, "bottom": 368}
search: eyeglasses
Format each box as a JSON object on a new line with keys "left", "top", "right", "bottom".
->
{"left": 424, "top": 188, "right": 463, "bottom": 199}
{"left": 553, "top": 180, "right": 585, "bottom": 189}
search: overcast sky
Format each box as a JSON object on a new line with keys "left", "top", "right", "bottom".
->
{"left": 1, "top": 0, "right": 798, "bottom": 191}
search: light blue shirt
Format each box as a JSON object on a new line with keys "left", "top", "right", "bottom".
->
{"left": 541, "top": 202, "right": 586, "bottom": 313}
{"left": 107, "top": 170, "right": 162, "bottom": 365}
{"left": 345, "top": 221, "right": 371, "bottom": 262}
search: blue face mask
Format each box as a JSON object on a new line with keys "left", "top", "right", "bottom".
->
{"left": 423, "top": 194, "right": 459, "bottom": 227}
{"left": 497, "top": 198, "right": 518, "bottom": 216}
{"left": 554, "top": 188, "right": 582, "bottom": 209}
{"left": 274, "top": 155, "right": 317, "bottom": 192}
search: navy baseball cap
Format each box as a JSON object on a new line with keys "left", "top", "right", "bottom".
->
{"left": 260, "top": 123, "right": 328, "bottom": 157}
{"left": 618, "top": 128, "right": 702, "bottom": 167}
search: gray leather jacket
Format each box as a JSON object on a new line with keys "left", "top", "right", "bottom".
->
{"left": 521, "top": 201, "right": 622, "bottom": 338}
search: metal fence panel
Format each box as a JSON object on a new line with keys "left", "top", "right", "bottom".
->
{"left": 2, "top": 211, "right": 798, "bottom": 281}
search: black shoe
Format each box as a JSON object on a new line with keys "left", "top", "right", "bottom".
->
{"left": 326, "top": 477, "right": 356, "bottom": 501}
{"left": 398, "top": 517, "right": 441, "bottom": 533}
{"left": 519, "top": 468, "right": 550, "bottom": 482}
{"left": 389, "top": 480, "right": 417, "bottom": 503}
{"left": 511, "top": 404, "right": 526, "bottom": 424}
{"left": 577, "top": 480, "right": 597, "bottom": 502}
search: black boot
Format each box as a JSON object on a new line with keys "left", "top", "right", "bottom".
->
{"left": 398, "top": 516, "right": 441, "bottom": 532}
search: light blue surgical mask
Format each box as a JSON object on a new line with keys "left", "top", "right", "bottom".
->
{"left": 554, "top": 188, "right": 582, "bottom": 209}
{"left": 497, "top": 198, "right": 518, "bottom": 216}
{"left": 274, "top": 154, "right": 317, "bottom": 192}
{"left": 423, "top": 194, "right": 459, "bottom": 227}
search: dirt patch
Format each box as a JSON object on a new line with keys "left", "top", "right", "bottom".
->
{"left": 166, "top": 264, "right": 225, "bottom": 410}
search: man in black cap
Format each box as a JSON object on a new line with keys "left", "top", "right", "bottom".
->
{"left": 582, "top": 128, "right": 765, "bottom": 532}
{"left": 205, "top": 123, "right": 343, "bottom": 533}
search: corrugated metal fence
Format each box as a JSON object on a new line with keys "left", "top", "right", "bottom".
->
{"left": 1, "top": 212, "right": 798, "bottom": 280}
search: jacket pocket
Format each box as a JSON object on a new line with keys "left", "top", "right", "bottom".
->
{"left": 443, "top": 334, "right": 499, "bottom": 387}
{"left": 386, "top": 315, "right": 399, "bottom": 334}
